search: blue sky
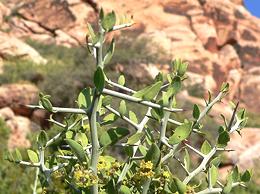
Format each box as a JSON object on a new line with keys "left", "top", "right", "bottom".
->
{"left": 244, "top": 0, "right": 260, "bottom": 18}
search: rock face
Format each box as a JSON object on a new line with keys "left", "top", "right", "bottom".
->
{"left": 0, "top": 107, "right": 40, "bottom": 149}
{"left": 0, "top": 31, "right": 47, "bottom": 64}
{"left": 0, "top": 0, "right": 260, "bottom": 112}
{"left": 225, "top": 128, "right": 260, "bottom": 170}
{"left": 0, "top": 83, "right": 39, "bottom": 116}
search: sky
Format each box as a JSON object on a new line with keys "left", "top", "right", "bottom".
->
{"left": 244, "top": 0, "right": 260, "bottom": 18}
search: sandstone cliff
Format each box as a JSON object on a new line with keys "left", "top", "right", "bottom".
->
{"left": 0, "top": 0, "right": 259, "bottom": 113}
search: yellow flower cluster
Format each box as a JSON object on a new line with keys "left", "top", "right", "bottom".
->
{"left": 73, "top": 165, "right": 98, "bottom": 188}
{"left": 133, "top": 160, "right": 154, "bottom": 182}
{"left": 185, "top": 185, "right": 195, "bottom": 194}
{"left": 98, "top": 156, "right": 111, "bottom": 171}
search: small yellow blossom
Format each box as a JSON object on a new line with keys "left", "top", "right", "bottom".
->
{"left": 73, "top": 165, "right": 98, "bottom": 188}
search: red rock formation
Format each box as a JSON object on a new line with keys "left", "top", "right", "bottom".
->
{"left": 0, "top": 0, "right": 259, "bottom": 112}
{"left": 0, "top": 83, "right": 39, "bottom": 116}
{"left": 0, "top": 107, "right": 40, "bottom": 149}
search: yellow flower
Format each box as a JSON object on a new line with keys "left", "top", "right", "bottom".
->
{"left": 162, "top": 171, "right": 171, "bottom": 180}
{"left": 133, "top": 160, "right": 155, "bottom": 182}
{"left": 73, "top": 166, "right": 98, "bottom": 188}
{"left": 98, "top": 156, "right": 111, "bottom": 171}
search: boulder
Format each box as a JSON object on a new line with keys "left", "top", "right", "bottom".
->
{"left": 225, "top": 128, "right": 260, "bottom": 170}
{"left": 0, "top": 31, "right": 47, "bottom": 64}
{"left": 0, "top": 107, "right": 40, "bottom": 150}
{"left": 0, "top": 83, "right": 39, "bottom": 116}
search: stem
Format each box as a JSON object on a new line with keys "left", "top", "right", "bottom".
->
{"left": 88, "top": 20, "right": 104, "bottom": 194}
{"left": 33, "top": 168, "right": 39, "bottom": 194}
{"left": 117, "top": 108, "right": 152, "bottom": 185}
{"left": 159, "top": 98, "right": 173, "bottom": 147}
{"left": 27, "top": 105, "right": 88, "bottom": 114}
{"left": 106, "top": 79, "right": 136, "bottom": 94}
{"left": 196, "top": 183, "right": 241, "bottom": 194}
{"left": 104, "top": 105, "right": 139, "bottom": 130}
{"left": 142, "top": 179, "right": 151, "bottom": 194}
{"left": 102, "top": 88, "right": 183, "bottom": 113}
{"left": 183, "top": 148, "right": 216, "bottom": 184}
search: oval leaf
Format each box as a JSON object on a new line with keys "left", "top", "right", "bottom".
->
{"left": 127, "top": 132, "right": 143, "bottom": 145}
{"left": 169, "top": 122, "right": 193, "bottom": 145}
{"left": 217, "top": 131, "right": 230, "bottom": 148}
{"left": 145, "top": 143, "right": 161, "bottom": 167}
{"left": 65, "top": 139, "right": 87, "bottom": 163}
{"left": 37, "top": 130, "right": 48, "bottom": 148}
{"left": 209, "top": 164, "right": 218, "bottom": 187}
{"left": 104, "top": 39, "right": 115, "bottom": 65}
{"left": 27, "top": 149, "right": 39, "bottom": 163}
{"left": 77, "top": 88, "right": 92, "bottom": 109}
{"left": 201, "top": 140, "right": 212, "bottom": 155}
{"left": 118, "top": 75, "right": 125, "bottom": 86}
{"left": 193, "top": 104, "right": 200, "bottom": 120}
{"left": 94, "top": 67, "right": 105, "bottom": 92}
{"left": 100, "top": 127, "right": 129, "bottom": 147}
{"left": 119, "top": 100, "right": 127, "bottom": 116}
{"left": 101, "top": 11, "right": 116, "bottom": 31}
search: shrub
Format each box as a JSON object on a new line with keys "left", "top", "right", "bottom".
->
{"left": 6, "top": 10, "right": 252, "bottom": 194}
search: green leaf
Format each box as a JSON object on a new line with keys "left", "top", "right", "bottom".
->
{"left": 99, "top": 8, "right": 104, "bottom": 20}
{"left": 127, "top": 132, "right": 143, "bottom": 145}
{"left": 151, "top": 108, "right": 164, "bottom": 121}
{"left": 241, "top": 170, "right": 251, "bottom": 182}
{"left": 133, "top": 81, "right": 162, "bottom": 100}
{"left": 222, "top": 172, "right": 233, "bottom": 194}
{"left": 27, "top": 149, "right": 39, "bottom": 163}
{"left": 173, "top": 177, "right": 186, "bottom": 194}
{"left": 217, "top": 131, "right": 230, "bottom": 148}
{"left": 87, "top": 22, "right": 96, "bottom": 42}
{"left": 220, "top": 82, "right": 229, "bottom": 93}
{"left": 178, "top": 62, "right": 188, "bottom": 76}
{"left": 77, "top": 88, "right": 92, "bottom": 109}
{"left": 102, "top": 96, "right": 112, "bottom": 106}
{"left": 169, "top": 122, "right": 193, "bottom": 144}
{"left": 145, "top": 143, "right": 161, "bottom": 167}
{"left": 101, "top": 11, "right": 116, "bottom": 31}
{"left": 201, "top": 140, "right": 212, "bottom": 155}
{"left": 102, "top": 113, "right": 118, "bottom": 125}
{"left": 184, "top": 149, "right": 190, "bottom": 171}
{"left": 37, "top": 130, "right": 48, "bottom": 148}
{"left": 100, "top": 127, "right": 130, "bottom": 147}
{"left": 209, "top": 165, "right": 218, "bottom": 187}
{"left": 193, "top": 104, "right": 200, "bottom": 120}
{"left": 129, "top": 110, "right": 138, "bottom": 124}
{"left": 139, "top": 145, "right": 147, "bottom": 156}
{"left": 155, "top": 72, "right": 163, "bottom": 82}
{"left": 232, "top": 166, "right": 239, "bottom": 182}
{"left": 65, "top": 139, "right": 87, "bottom": 163}
{"left": 210, "top": 156, "right": 221, "bottom": 167}
{"left": 118, "top": 75, "right": 125, "bottom": 86}
{"left": 104, "top": 39, "right": 115, "bottom": 65}
{"left": 119, "top": 185, "right": 131, "bottom": 194}
{"left": 166, "top": 77, "right": 181, "bottom": 97}
{"left": 119, "top": 100, "right": 127, "bottom": 116}
{"left": 94, "top": 67, "right": 105, "bottom": 92}
{"left": 75, "top": 132, "right": 88, "bottom": 147}
{"left": 143, "top": 81, "right": 163, "bottom": 101}
{"left": 15, "top": 148, "right": 22, "bottom": 161}
{"left": 40, "top": 97, "right": 53, "bottom": 112}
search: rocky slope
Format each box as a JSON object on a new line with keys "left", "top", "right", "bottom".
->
{"left": 0, "top": 0, "right": 259, "bottom": 170}
{"left": 0, "top": 0, "right": 259, "bottom": 113}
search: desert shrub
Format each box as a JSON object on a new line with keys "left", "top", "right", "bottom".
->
{"left": 6, "top": 10, "right": 252, "bottom": 194}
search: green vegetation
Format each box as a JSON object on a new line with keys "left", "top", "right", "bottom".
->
{"left": 0, "top": 119, "right": 34, "bottom": 193}
{"left": 4, "top": 10, "right": 254, "bottom": 194}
